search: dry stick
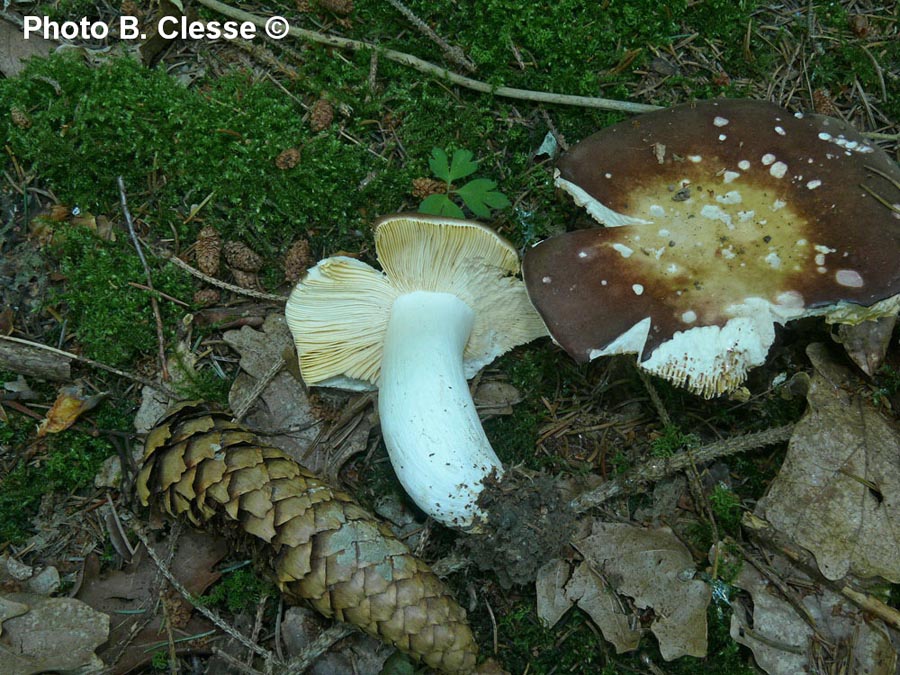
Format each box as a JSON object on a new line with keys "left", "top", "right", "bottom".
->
{"left": 281, "top": 625, "right": 355, "bottom": 675}
{"left": 163, "top": 252, "right": 286, "bottom": 302}
{"left": 384, "top": 0, "right": 476, "bottom": 73}
{"left": 195, "top": 0, "right": 660, "bottom": 114}
{"left": 130, "top": 520, "right": 277, "bottom": 665}
{"left": 0, "top": 335, "right": 178, "bottom": 397}
{"left": 118, "top": 177, "right": 170, "bottom": 381}
{"left": 570, "top": 424, "right": 795, "bottom": 513}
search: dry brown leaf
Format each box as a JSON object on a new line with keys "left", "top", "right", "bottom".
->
{"left": 535, "top": 559, "right": 575, "bottom": 629}
{"left": 75, "top": 530, "right": 227, "bottom": 674}
{"left": 564, "top": 561, "right": 641, "bottom": 654}
{"left": 0, "top": 593, "right": 109, "bottom": 674}
{"left": 0, "top": 17, "right": 56, "bottom": 78}
{"left": 729, "top": 552, "right": 896, "bottom": 675}
{"left": 473, "top": 380, "right": 522, "bottom": 417}
{"left": 832, "top": 314, "right": 897, "bottom": 377}
{"left": 36, "top": 383, "right": 106, "bottom": 437}
{"left": 755, "top": 343, "right": 900, "bottom": 582}
{"left": 575, "top": 521, "right": 710, "bottom": 660}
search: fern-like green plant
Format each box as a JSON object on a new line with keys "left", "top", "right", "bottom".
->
{"left": 419, "top": 148, "right": 510, "bottom": 219}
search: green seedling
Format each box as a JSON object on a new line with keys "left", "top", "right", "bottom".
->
{"left": 419, "top": 148, "right": 510, "bottom": 219}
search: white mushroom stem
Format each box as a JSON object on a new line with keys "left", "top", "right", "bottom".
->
{"left": 378, "top": 290, "right": 503, "bottom": 529}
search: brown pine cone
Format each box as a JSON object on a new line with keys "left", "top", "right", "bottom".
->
{"left": 192, "top": 288, "right": 221, "bottom": 306}
{"left": 812, "top": 89, "right": 839, "bottom": 117}
{"left": 276, "top": 148, "right": 301, "bottom": 170}
{"left": 315, "top": 0, "right": 353, "bottom": 15}
{"left": 10, "top": 108, "right": 31, "bottom": 129}
{"left": 309, "top": 97, "right": 334, "bottom": 132}
{"left": 412, "top": 177, "right": 447, "bottom": 199}
{"left": 195, "top": 225, "right": 222, "bottom": 276}
{"left": 137, "top": 403, "right": 478, "bottom": 674}
{"left": 224, "top": 240, "right": 263, "bottom": 272}
{"left": 229, "top": 268, "right": 263, "bottom": 291}
{"left": 284, "top": 239, "right": 314, "bottom": 284}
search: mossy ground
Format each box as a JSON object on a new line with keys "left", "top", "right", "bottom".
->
{"left": 0, "top": 0, "right": 897, "bottom": 671}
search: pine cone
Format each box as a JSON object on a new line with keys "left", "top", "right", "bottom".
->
{"left": 412, "top": 178, "right": 447, "bottom": 199}
{"left": 812, "top": 89, "right": 839, "bottom": 117}
{"left": 309, "top": 97, "right": 334, "bottom": 132}
{"left": 10, "top": 108, "right": 31, "bottom": 129}
{"left": 284, "top": 239, "right": 313, "bottom": 284}
{"left": 315, "top": 0, "right": 353, "bottom": 15}
{"left": 275, "top": 148, "right": 301, "bottom": 170}
{"left": 192, "top": 288, "right": 221, "bottom": 306}
{"left": 195, "top": 225, "right": 222, "bottom": 276}
{"left": 137, "top": 403, "right": 478, "bottom": 674}
{"left": 229, "top": 268, "right": 263, "bottom": 292}
{"left": 224, "top": 240, "right": 263, "bottom": 272}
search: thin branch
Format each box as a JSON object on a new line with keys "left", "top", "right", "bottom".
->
{"left": 570, "top": 424, "right": 795, "bottom": 512}
{"left": 385, "top": 0, "right": 476, "bottom": 73}
{"left": 196, "top": 0, "right": 660, "bottom": 114}
{"left": 0, "top": 335, "right": 178, "bottom": 397}
{"left": 118, "top": 177, "right": 170, "bottom": 381}
{"left": 162, "top": 251, "right": 286, "bottom": 302}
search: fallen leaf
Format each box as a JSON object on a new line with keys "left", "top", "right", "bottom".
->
{"left": 37, "top": 383, "right": 106, "bottom": 437}
{"left": 575, "top": 521, "right": 710, "bottom": 659}
{"left": 0, "top": 17, "right": 57, "bottom": 78}
{"left": 755, "top": 343, "right": 900, "bottom": 582}
{"left": 473, "top": 379, "right": 522, "bottom": 417}
{"left": 535, "top": 559, "right": 575, "bottom": 629}
{"left": 76, "top": 529, "right": 227, "bottom": 673}
{"left": 564, "top": 561, "right": 641, "bottom": 654}
{"left": 729, "top": 551, "right": 896, "bottom": 675}
{"left": 0, "top": 592, "right": 109, "bottom": 674}
{"left": 832, "top": 314, "right": 897, "bottom": 377}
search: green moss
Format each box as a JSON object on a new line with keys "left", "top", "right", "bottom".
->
{"left": 650, "top": 425, "right": 700, "bottom": 458}
{"left": 201, "top": 566, "right": 276, "bottom": 614}
{"left": 708, "top": 484, "right": 743, "bottom": 535}
{"left": 52, "top": 225, "right": 192, "bottom": 367}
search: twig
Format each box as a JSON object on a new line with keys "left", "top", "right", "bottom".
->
{"left": 637, "top": 368, "right": 671, "bottom": 427}
{"left": 0, "top": 335, "right": 178, "bottom": 397}
{"left": 281, "top": 624, "right": 355, "bottom": 674}
{"left": 162, "top": 251, "right": 286, "bottom": 302}
{"left": 118, "top": 177, "right": 170, "bottom": 381}
{"left": 195, "top": 0, "right": 660, "bottom": 114}
{"left": 130, "top": 520, "right": 276, "bottom": 665}
{"left": 232, "top": 357, "right": 285, "bottom": 422}
{"left": 570, "top": 424, "right": 794, "bottom": 512}
{"left": 385, "top": 0, "right": 476, "bottom": 73}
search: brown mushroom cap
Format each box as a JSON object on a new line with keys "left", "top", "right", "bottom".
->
{"left": 524, "top": 99, "right": 900, "bottom": 396}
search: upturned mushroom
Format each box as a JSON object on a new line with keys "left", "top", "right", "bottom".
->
{"left": 285, "top": 214, "right": 547, "bottom": 529}
{"left": 524, "top": 99, "right": 900, "bottom": 397}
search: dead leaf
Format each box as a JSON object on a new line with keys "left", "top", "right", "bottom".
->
{"left": 575, "top": 521, "right": 710, "bottom": 660}
{"left": 535, "top": 559, "right": 576, "bottom": 629}
{"left": 36, "top": 383, "right": 106, "bottom": 437}
{"left": 75, "top": 529, "right": 227, "bottom": 673}
{"left": 0, "top": 17, "right": 57, "bottom": 78}
{"left": 474, "top": 379, "right": 522, "bottom": 417}
{"left": 755, "top": 343, "right": 900, "bottom": 582}
{"left": 729, "top": 552, "right": 896, "bottom": 675}
{"left": 0, "top": 592, "right": 109, "bottom": 674}
{"left": 564, "top": 561, "right": 641, "bottom": 654}
{"left": 832, "top": 314, "right": 897, "bottom": 377}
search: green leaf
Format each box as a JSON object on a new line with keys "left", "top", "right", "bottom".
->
{"left": 448, "top": 149, "right": 479, "bottom": 182}
{"left": 455, "top": 178, "right": 509, "bottom": 218}
{"left": 419, "top": 194, "right": 465, "bottom": 219}
{"left": 428, "top": 148, "right": 451, "bottom": 182}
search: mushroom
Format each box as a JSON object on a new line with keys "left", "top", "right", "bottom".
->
{"left": 285, "top": 214, "right": 547, "bottom": 529}
{"left": 524, "top": 99, "right": 900, "bottom": 397}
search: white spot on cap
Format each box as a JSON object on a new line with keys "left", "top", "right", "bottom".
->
{"left": 796, "top": 239, "right": 807, "bottom": 246}
{"left": 718, "top": 134, "right": 727, "bottom": 141}
{"left": 612, "top": 243, "right": 634, "bottom": 258}
{"left": 720, "top": 246, "right": 736, "bottom": 260}
{"left": 794, "top": 112, "right": 804, "bottom": 119}
{"left": 713, "top": 116, "right": 729, "bottom": 127}
{"left": 542, "top": 276, "right": 552, "bottom": 284}
{"left": 666, "top": 263, "right": 679, "bottom": 274}
{"left": 765, "top": 252, "right": 781, "bottom": 269}
{"left": 774, "top": 126, "right": 786, "bottom": 136}
{"left": 658, "top": 228, "right": 670, "bottom": 237}
{"left": 769, "top": 161, "right": 788, "bottom": 179}
{"left": 776, "top": 291, "right": 805, "bottom": 308}
{"left": 738, "top": 160, "right": 751, "bottom": 170}
{"left": 716, "top": 190, "right": 742, "bottom": 205}
{"left": 761, "top": 153, "right": 776, "bottom": 166}
{"left": 632, "top": 284, "right": 644, "bottom": 295}
{"left": 738, "top": 210, "right": 755, "bottom": 222}
{"left": 771, "top": 199, "right": 786, "bottom": 211}
{"left": 815, "top": 253, "right": 826, "bottom": 266}
{"left": 835, "top": 269, "right": 864, "bottom": 288}
{"left": 817, "top": 266, "right": 827, "bottom": 274}
{"left": 818, "top": 132, "right": 832, "bottom": 141}
{"left": 700, "top": 204, "right": 734, "bottom": 229}
{"left": 806, "top": 179, "right": 821, "bottom": 190}
{"left": 723, "top": 171, "right": 741, "bottom": 184}
{"left": 604, "top": 173, "right": 612, "bottom": 179}
{"left": 578, "top": 251, "right": 588, "bottom": 258}
{"left": 814, "top": 244, "right": 836, "bottom": 254}
{"left": 601, "top": 279, "right": 608, "bottom": 286}
{"left": 649, "top": 204, "right": 666, "bottom": 217}
{"left": 681, "top": 310, "right": 697, "bottom": 324}
{"left": 688, "top": 155, "right": 702, "bottom": 163}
